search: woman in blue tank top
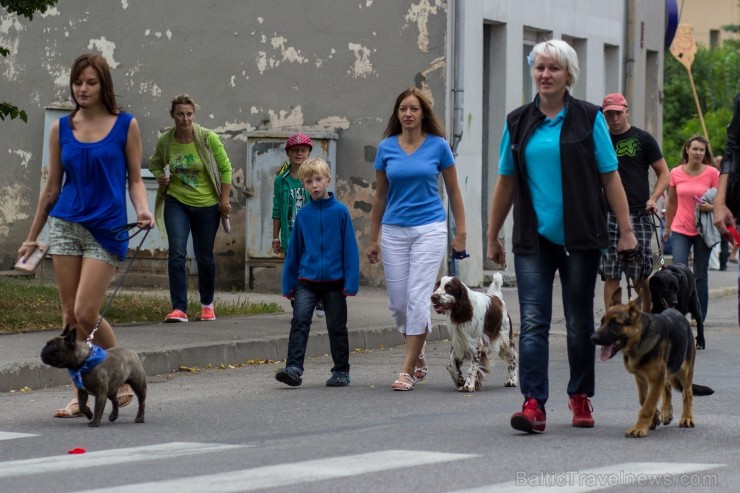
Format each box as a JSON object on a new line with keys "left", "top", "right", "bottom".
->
{"left": 17, "top": 53, "right": 154, "bottom": 419}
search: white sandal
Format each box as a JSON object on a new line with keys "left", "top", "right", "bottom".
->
{"left": 414, "top": 341, "right": 428, "bottom": 380}
{"left": 392, "top": 372, "right": 416, "bottom": 391}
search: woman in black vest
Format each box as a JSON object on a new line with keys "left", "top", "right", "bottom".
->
{"left": 486, "top": 40, "right": 637, "bottom": 434}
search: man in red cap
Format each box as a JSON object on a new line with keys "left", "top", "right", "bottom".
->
{"left": 600, "top": 93, "right": 670, "bottom": 311}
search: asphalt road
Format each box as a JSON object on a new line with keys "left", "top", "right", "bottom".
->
{"left": 1, "top": 291, "right": 739, "bottom": 492}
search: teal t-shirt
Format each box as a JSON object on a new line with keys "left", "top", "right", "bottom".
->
{"left": 286, "top": 174, "right": 307, "bottom": 236}
{"left": 498, "top": 107, "right": 616, "bottom": 245}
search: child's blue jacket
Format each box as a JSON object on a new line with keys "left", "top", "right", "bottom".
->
{"left": 282, "top": 192, "right": 360, "bottom": 297}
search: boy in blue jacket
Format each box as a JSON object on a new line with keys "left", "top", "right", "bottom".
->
{"left": 275, "top": 158, "right": 360, "bottom": 387}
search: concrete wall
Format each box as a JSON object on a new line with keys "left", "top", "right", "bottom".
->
{"left": 0, "top": 0, "right": 450, "bottom": 289}
{"left": 1, "top": 0, "right": 667, "bottom": 291}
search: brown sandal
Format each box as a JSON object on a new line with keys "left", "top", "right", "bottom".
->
{"left": 53, "top": 399, "right": 84, "bottom": 418}
{"left": 117, "top": 384, "right": 134, "bottom": 408}
{"left": 392, "top": 372, "right": 416, "bottom": 391}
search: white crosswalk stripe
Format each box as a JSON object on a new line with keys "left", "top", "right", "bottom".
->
{"left": 0, "top": 433, "right": 726, "bottom": 493}
{"left": 0, "top": 431, "right": 38, "bottom": 441}
{"left": 0, "top": 442, "right": 244, "bottom": 479}
{"left": 68, "top": 450, "right": 476, "bottom": 493}
{"left": 451, "top": 462, "right": 725, "bottom": 493}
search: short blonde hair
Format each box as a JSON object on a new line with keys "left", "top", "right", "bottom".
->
{"left": 530, "top": 39, "right": 580, "bottom": 90}
{"left": 298, "top": 157, "right": 331, "bottom": 181}
{"left": 170, "top": 94, "right": 199, "bottom": 115}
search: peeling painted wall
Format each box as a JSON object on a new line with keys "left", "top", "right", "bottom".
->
{"left": 0, "top": 0, "right": 449, "bottom": 289}
{"left": 1, "top": 0, "right": 665, "bottom": 292}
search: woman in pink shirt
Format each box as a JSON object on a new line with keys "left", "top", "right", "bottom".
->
{"left": 663, "top": 134, "right": 719, "bottom": 328}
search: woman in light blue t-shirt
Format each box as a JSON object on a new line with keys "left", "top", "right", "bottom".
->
{"left": 367, "top": 88, "right": 467, "bottom": 392}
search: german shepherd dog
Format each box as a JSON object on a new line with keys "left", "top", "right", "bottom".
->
{"left": 592, "top": 288, "right": 713, "bottom": 438}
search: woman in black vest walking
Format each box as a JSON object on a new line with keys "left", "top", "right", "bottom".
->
{"left": 486, "top": 39, "right": 637, "bottom": 434}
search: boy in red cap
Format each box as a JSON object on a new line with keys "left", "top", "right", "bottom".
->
{"left": 272, "top": 133, "right": 325, "bottom": 316}
{"left": 272, "top": 133, "right": 313, "bottom": 256}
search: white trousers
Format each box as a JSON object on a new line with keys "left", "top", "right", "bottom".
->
{"left": 381, "top": 220, "right": 447, "bottom": 335}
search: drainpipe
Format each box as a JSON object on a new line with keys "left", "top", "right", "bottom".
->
{"left": 623, "top": 0, "right": 636, "bottom": 101}
{"left": 448, "top": 0, "right": 465, "bottom": 276}
{"left": 451, "top": 0, "right": 465, "bottom": 156}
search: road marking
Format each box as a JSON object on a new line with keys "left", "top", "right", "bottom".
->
{"left": 451, "top": 462, "right": 725, "bottom": 493}
{"left": 0, "top": 442, "right": 243, "bottom": 479}
{"left": 0, "top": 431, "right": 39, "bottom": 441}
{"left": 70, "top": 449, "right": 476, "bottom": 493}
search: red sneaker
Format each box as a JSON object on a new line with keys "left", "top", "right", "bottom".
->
{"left": 569, "top": 393, "right": 595, "bottom": 428}
{"left": 511, "top": 398, "right": 546, "bottom": 433}
{"left": 164, "top": 309, "right": 188, "bottom": 323}
{"left": 200, "top": 306, "right": 216, "bottom": 321}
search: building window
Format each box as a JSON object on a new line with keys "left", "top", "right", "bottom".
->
{"left": 710, "top": 29, "right": 719, "bottom": 48}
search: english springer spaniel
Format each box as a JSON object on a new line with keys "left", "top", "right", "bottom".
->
{"left": 431, "top": 273, "right": 518, "bottom": 392}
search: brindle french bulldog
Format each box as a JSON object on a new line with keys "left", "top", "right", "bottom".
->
{"left": 40, "top": 326, "right": 146, "bottom": 427}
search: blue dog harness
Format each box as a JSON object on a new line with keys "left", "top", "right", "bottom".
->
{"left": 68, "top": 345, "right": 108, "bottom": 390}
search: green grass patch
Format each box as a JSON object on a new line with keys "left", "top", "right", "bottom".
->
{"left": 0, "top": 276, "right": 282, "bottom": 335}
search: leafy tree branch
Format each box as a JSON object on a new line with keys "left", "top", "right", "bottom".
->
{"left": 1, "top": 0, "right": 59, "bottom": 122}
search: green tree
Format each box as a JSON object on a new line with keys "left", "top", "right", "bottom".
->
{"left": 1, "top": 0, "right": 59, "bottom": 122}
{"left": 663, "top": 42, "right": 740, "bottom": 166}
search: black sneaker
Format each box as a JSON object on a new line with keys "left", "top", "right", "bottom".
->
{"left": 275, "top": 367, "right": 302, "bottom": 387}
{"left": 326, "top": 371, "right": 350, "bottom": 387}
{"left": 315, "top": 301, "right": 325, "bottom": 318}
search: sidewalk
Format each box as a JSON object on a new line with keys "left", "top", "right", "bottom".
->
{"left": 1, "top": 268, "right": 737, "bottom": 392}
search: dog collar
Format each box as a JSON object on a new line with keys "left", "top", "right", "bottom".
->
{"left": 68, "top": 345, "right": 108, "bottom": 390}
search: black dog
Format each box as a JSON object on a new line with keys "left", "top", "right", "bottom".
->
{"left": 40, "top": 326, "right": 146, "bottom": 427}
{"left": 649, "top": 264, "right": 705, "bottom": 349}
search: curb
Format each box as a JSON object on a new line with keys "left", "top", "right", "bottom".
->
{"left": 0, "top": 324, "right": 452, "bottom": 393}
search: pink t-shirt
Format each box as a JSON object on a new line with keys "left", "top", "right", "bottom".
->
{"left": 669, "top": 164, "right": 720, "bottom": 236}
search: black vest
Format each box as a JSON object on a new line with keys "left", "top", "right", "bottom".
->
{"left": 506, "top": 93, "right": 608, "bottom": 254}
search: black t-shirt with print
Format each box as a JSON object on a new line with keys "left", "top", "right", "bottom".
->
{"left": 609, "top": 126, "right": 663, "bottom": 211}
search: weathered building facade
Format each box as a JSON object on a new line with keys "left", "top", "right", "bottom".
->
{"left": 1, "top": 0, "right": 668, "bottom": 290}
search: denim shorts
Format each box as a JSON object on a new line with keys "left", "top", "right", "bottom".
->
{"left": 48, "top": 217, "right": 121, "bottom": 266}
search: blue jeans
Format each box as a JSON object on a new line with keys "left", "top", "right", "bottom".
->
{"left": 163, "top": 196, "right": 220, "bottom": 313}
{"left": 669, "top": 232, "right": 711, "bottom": 322}
{"left": 285, "top": 280, "right": 350, "bottom": 374}
{"left": 514, "top": 236, "right": 601, "bottom": 406}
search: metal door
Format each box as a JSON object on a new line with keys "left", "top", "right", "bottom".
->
{"left": 244, "top": 131, "right": 338, "bottom": 286}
